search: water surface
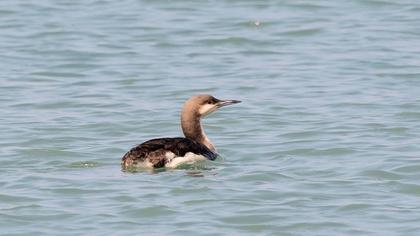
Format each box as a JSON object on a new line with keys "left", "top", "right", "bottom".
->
{"left": 1, "top": 0, "right": 420, "bottom": 235}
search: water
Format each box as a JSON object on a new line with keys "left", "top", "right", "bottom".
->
{"left": 1, "top": 0, "right": 420, "bottom": 235}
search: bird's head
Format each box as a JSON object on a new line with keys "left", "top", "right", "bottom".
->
{"left": 183, "top": 94, "right": 241, "bottom": 118}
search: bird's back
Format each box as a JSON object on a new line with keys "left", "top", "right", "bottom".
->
{"left": 121, "top": 137, "right": 218, "bottom": 169}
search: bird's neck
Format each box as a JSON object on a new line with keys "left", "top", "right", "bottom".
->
{"left": 181, "top": 111, "right": 216, "bottom": 152}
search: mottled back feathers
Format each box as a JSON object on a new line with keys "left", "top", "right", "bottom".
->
{"left": 121, "top": 137, "right": 218, "bottom": 168}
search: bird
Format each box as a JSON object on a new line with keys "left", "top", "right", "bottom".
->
{"left": 121, "top": 94, "right": 241, "bottom": 169}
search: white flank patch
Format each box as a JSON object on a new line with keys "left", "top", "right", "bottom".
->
{"left": 165, "top": 152, "right": 176, "bottom": 161}
{"left": 165, "top": 152, "right": 207, "bottom": 168}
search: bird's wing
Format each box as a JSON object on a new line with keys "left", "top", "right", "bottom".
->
{"left": 121, "top": 137, "right": 217, "bottom": 168}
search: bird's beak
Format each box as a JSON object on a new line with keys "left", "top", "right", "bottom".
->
{"left": 217, "top": 99, "right": 241, "bottom": 108}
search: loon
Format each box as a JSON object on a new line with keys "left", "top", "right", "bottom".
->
{"left": 121, "top": 94, "right": 241, "bottom": 169}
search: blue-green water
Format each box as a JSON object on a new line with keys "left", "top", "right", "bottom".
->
{"left": 2, "top": 0, "right": 420, "bottom": 235}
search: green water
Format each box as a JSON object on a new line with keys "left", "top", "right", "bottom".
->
{"left": 1, "top": 0, "right": 420, "bottom": 235}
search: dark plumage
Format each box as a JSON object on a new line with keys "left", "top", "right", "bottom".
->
{"left": 121, "top": 94, "right": 240, "bottom": 169}
{"left": 121, "top": 138, "right": 217, "bottom": 168}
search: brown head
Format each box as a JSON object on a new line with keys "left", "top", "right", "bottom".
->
{"left": 180, "top": 94, "right": 241, "bottom": 151}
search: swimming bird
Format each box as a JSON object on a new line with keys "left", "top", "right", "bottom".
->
{"left": 121, "top": 94, "right": 241, "bottom": 169}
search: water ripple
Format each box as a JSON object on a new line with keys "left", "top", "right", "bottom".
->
{"left": 2, "top": 0, "right": 420, "bottom": 235}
